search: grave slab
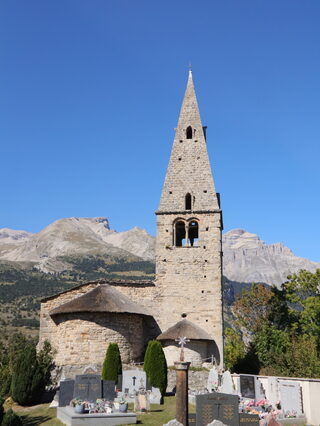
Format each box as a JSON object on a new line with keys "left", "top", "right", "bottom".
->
{"left": 57, "top": 406, "right": 136, "bottom": 426}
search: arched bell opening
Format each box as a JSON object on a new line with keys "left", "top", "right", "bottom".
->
{"left": 174, "top": 221, "right": 186, "bottom": 247}
{"left": 188, "top": 220, "right": 199, "bottom": 247}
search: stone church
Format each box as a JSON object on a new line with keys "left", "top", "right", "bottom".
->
{"left": 38, "top": 71, "right": 224, "bottom": 376}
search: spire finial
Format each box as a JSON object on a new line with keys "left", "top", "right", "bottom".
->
{"left": 188, "top": 63, "right": 192, "bottom": 76}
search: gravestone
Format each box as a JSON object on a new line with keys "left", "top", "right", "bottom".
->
{"left": 149, "top": 386, "right": 162, "bottom": 404}
{"left": 188, "top": 413, "right": 197, "bottom": 424}
{"left": 207, "top": 421, "right": 227, "bottom": 426}
{"left": 102, "top": 380, "right": 116, "bottom": 400}
{"left": 207, "top": 367, "right": 219, "bottom": 392}
{"left": 221, "top": 371, "right": 233, "bottom": 394}
{"left": 122, "top": 369, "right": 146, "bottom": 394}
{"left": 73, "top": 374, "right": 101, "bottom": 402}
{"left": 278, "top": 380, "right": 302, "bottom": 415}
{"left": 266, "top": 376, "right": 278, "bottom": 406}
{"left": 196, "top": 392, "right": 239, "bottom": 426}
{"left": 163, "top": 420, "right": 183, "bottom": 426}
{"left": 59, "top": 379, "right": 75, "bottom": 407}
{"left": 239, "top": 375, "right": 255, "bottom": 399}
{"left": 239, "top": 413, "right": 260, "bottom": 425}
{"left": 117, "top": 374, "right": 123, "bottom": 391}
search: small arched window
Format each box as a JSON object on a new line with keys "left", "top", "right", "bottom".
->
{"left": 185, "top": 193, "right": 192, "bottom": 210}
{"left": 186, "top": 126, "right": 193, "bottom": 139}
{"left": 188, "top": 220, "right": 199, "bottom": 247}
{"left": 174, "top": 221, "right": 186, "bottom": 247}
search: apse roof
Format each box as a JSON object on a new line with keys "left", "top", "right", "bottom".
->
{"left": 49, "top": 283, "right": 151, "bottom": 317}
{"left": 157, "top": 319, "right": 213, "bottom": 341}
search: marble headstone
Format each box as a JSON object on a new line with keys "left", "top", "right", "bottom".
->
{"left": 149, "top": 386, "right": 162, "bottom": 404}
{"left": 207, "top": 367, "right": 219, "bottom": 392}
{"left": 221, "top": 371, "right": 233, "bottom": 394}
{"left": 163, "top": 420, "right": 183, "bottom": 426}
{"left": 278, "top": 380, "right": 302, "bottom": 415}
{"left": 122, "top": 369, "right": 147, "bottom": 394}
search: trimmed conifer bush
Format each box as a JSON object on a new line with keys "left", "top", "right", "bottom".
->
{"left": 11, "top": 345, "right": 45, "bottom": 405}
{"left": 101, "top": 343, "right": 122, "bottom": 383}
{"left": 2, "top": 409, "right": 23, "bottom": 426}
{"left": 143, "top": 340, "right": 167, "bottom": 404}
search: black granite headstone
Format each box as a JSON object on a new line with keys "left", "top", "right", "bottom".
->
{"left": 240, "top": 375, "right": 255, "bottom": 399}
{"left": 102, "top": 380, "right": 116, "bottom": 400}
{"left": 196, "top": 392, "right": 239, "bottom": 426}
{"left": 73, "top": 374, "right": 101, "bottom": 402}
{"left": 239, "top": 413, "right": 260, "bottom": 425}
{"left": 117, "top": 374, "right": 123, "bottom": 391}
{"left": 188, "top": 413, "right": 197, "bottom": 424}
{"left": 59, "top": 380, "right": 75, "bottom": 407}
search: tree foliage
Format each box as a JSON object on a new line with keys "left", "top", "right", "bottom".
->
{"left": 11, "top": 345, "right": 45, "bottom": 405}
{"left": 101, "top": 343, "right": 122, "bottom": 384}
{"left": 224, "top": 328, "right": 246, "bottom": 372}
{"left": 143, "top": 341, "right": 167, "bottom": 404}
{"left": 229, "top": 269, "right": 320, "bottom": 378}
{"left": 2, "top": 409, "right": 23, "bottom": 426}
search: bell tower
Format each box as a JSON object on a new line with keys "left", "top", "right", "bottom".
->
{"left": 155, "top": 70, "right": 223, "bottom": 364}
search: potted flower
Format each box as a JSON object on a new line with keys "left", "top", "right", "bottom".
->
{"left": 71, "top": 398, "right": 85, "bottom": 414}
{"left": 118, "top": 396, "right": 128, "bottom": 413}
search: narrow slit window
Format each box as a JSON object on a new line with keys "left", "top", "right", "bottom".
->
{"left": 186, "top": 126, "right": 193, "bottom": 139}
{"left": 185, "top": 193, "right": 192, "bottom": 210}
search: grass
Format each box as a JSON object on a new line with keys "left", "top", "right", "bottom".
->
{"left": 8, "top": 396, "right": 195, "bottom": 425}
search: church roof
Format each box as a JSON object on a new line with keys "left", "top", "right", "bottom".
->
{"left": 156, "top": 319, "right": 213, "bottom": 341}
{"left": 49, "top": 283, "right": 151, "bottom": 317}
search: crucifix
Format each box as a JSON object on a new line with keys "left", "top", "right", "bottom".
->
{"left": 132, "top": 376, "right": 136, "bottom": 386}
{"left": 175, "top": 336, "right": 190, "bottom": 361}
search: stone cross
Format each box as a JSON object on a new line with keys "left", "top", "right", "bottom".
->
{"left": 132, "top": 376, "right": 136, "bottom": 386}
{"left": 175, "top": 336, "right": 190, "bottom": 361}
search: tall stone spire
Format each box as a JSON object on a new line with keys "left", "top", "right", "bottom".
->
{"left": 155, "top": 71, "right": 224, "bottom": 367}
{"left": 158, "top": 71, "right": 220, "bottom": 213}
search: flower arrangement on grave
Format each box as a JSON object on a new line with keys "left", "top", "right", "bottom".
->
{"left": 70, "top": 398, "right": 85, "bottom": 407}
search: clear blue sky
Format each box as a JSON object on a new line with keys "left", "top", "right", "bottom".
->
{"left": 1, "top": 1, "right": 319, "bottom": 261}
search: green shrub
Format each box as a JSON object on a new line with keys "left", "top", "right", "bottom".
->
{"left": 0, "top": 366, "right": 12, "bottom": 398}
{"left": 101, "top": 343, "right": 122, "bottom": 383}
{"left": 2, "top": 409, "right": 22, "bottom": 426}
{"left": 143, "top": 341, "right": 167, "bottom": 404}
{"left": 11, "top": 345, "right": 45, "bottom": 405}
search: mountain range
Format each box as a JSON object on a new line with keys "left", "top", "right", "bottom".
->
{"left": 0, "top": 217, "right": 319, "bottom": 287}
